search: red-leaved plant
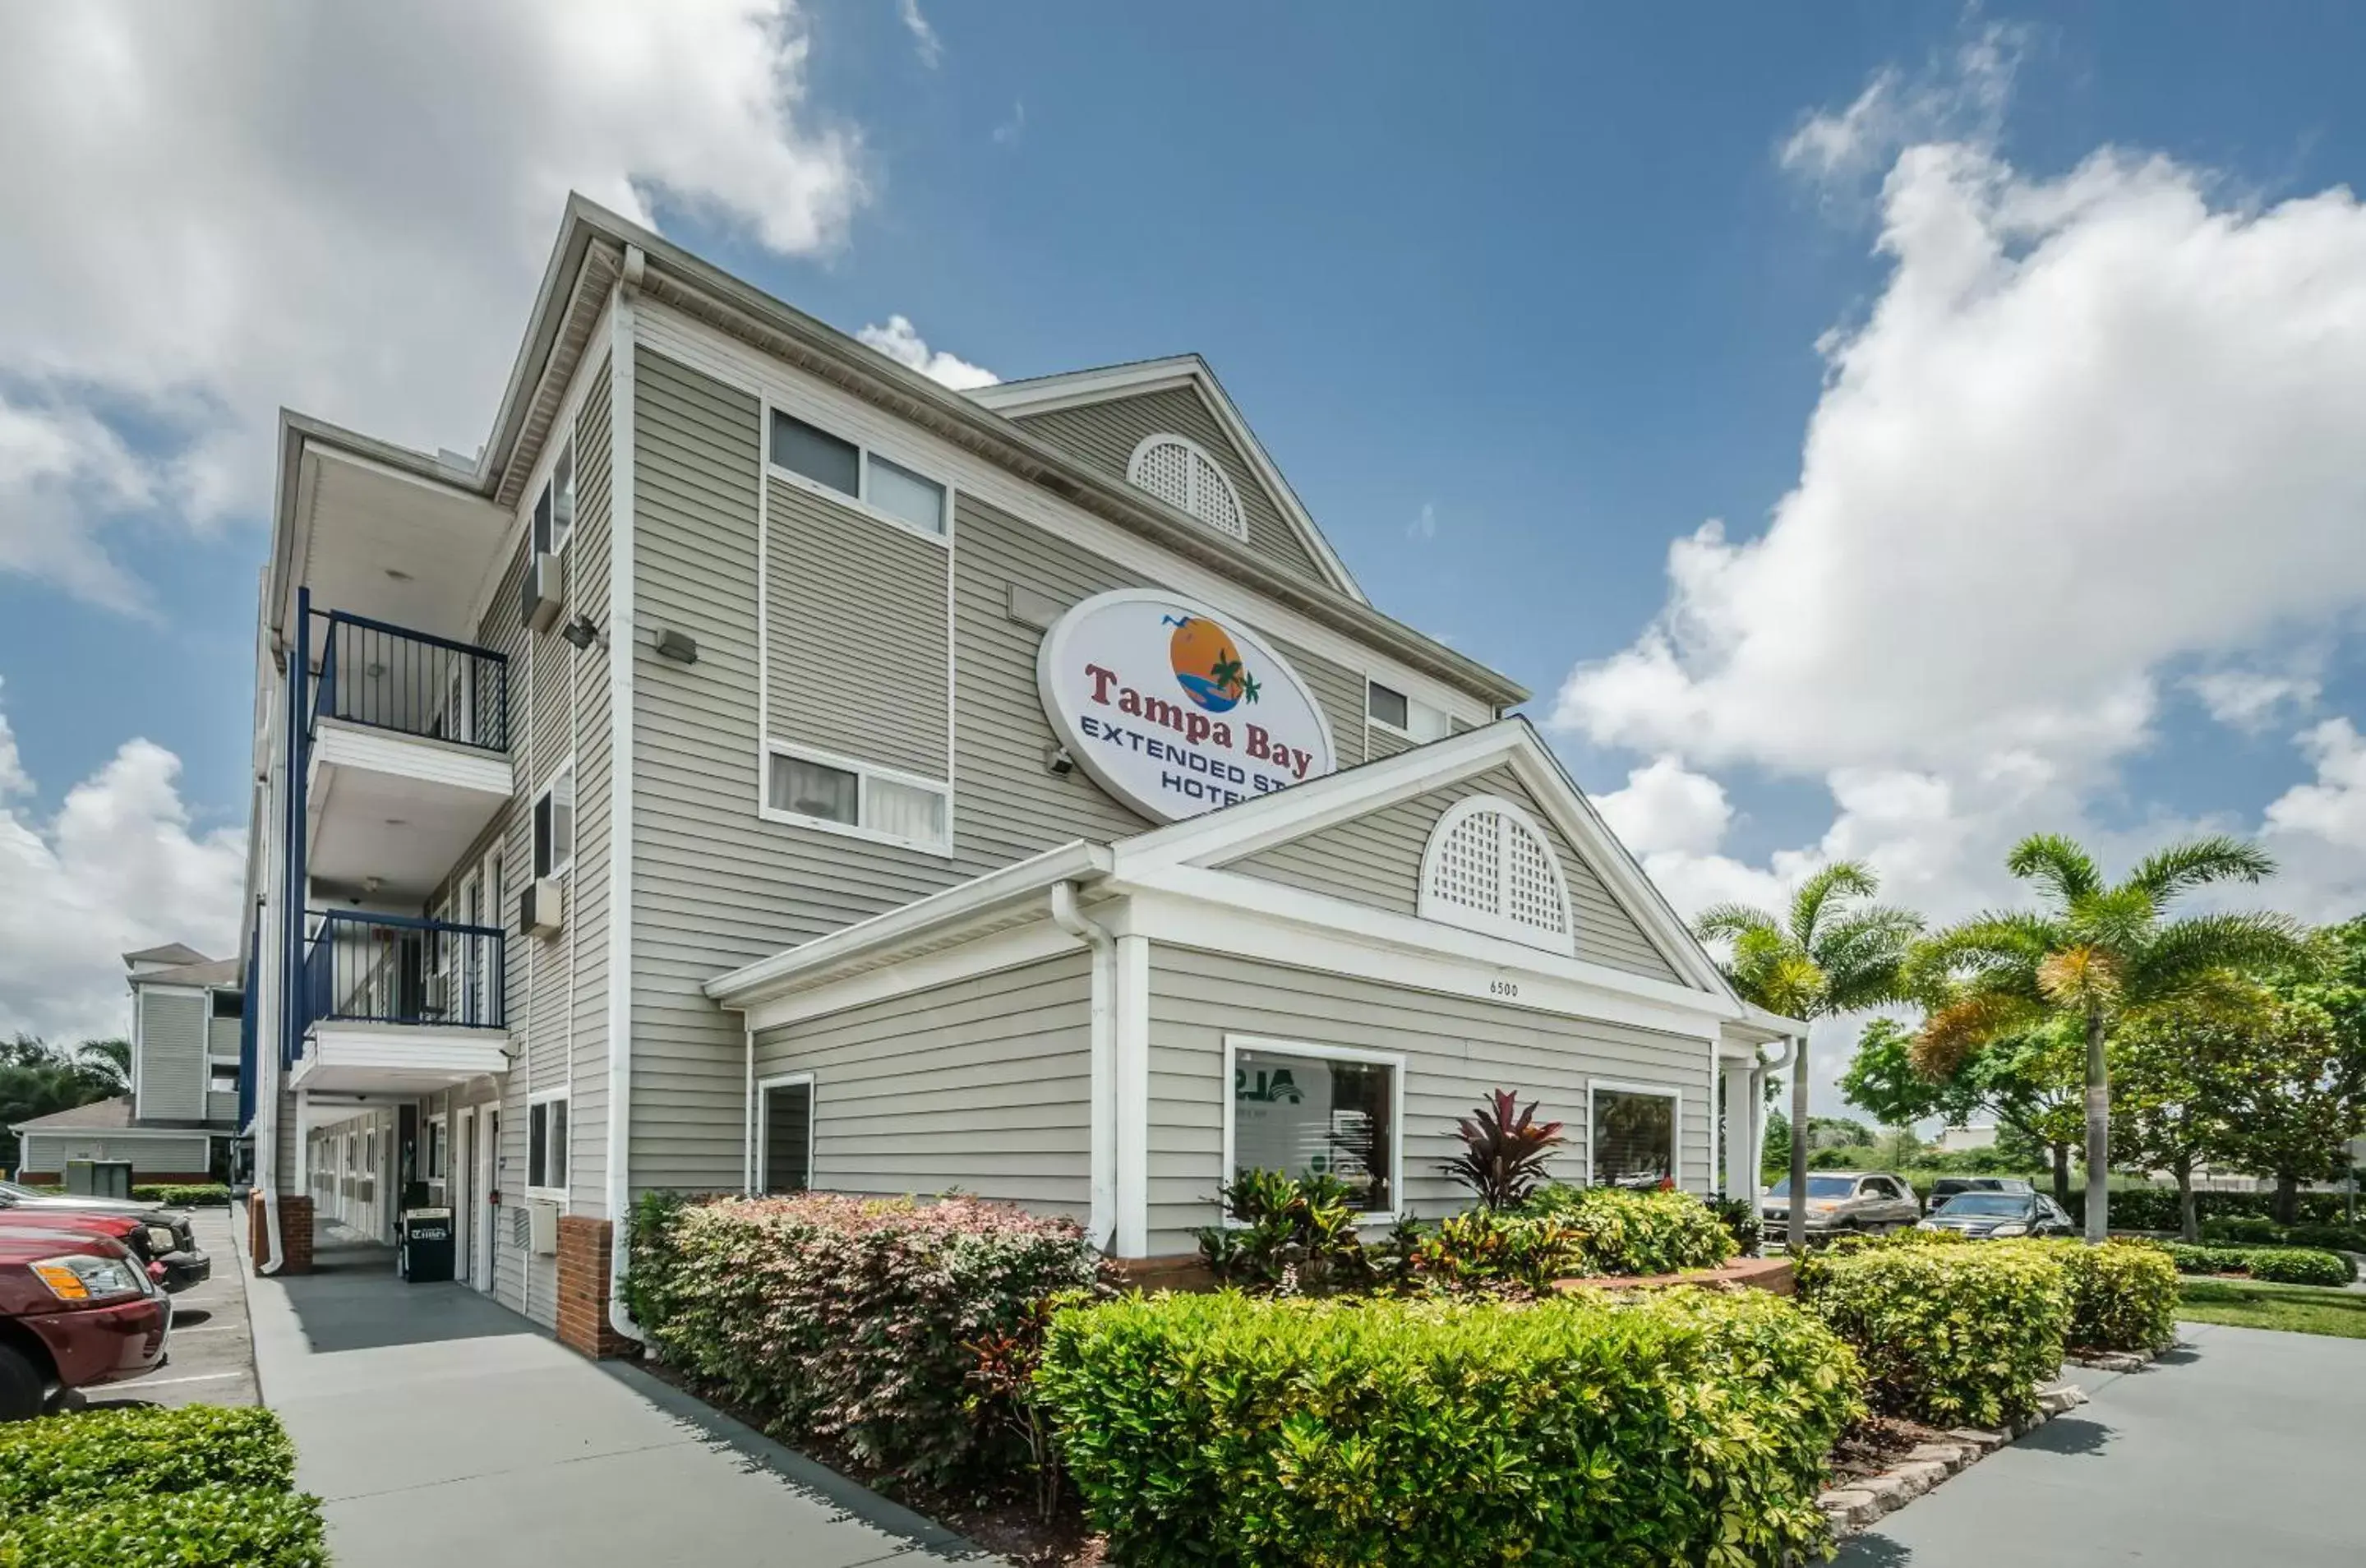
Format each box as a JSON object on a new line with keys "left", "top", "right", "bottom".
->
{"left": 1441, "top": 1090, "right": 1565, "bottom": 1209}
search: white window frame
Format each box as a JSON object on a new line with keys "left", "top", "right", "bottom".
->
{"left": 1366, "top": 677, "right": 1451, "bottom": 744}
{"left": 759, "top": 740, "right": 953, "bottom": 855}
{"left": 1416, "top": 794, "right": 1578, "bottom": 957}
{"left": 1126, "top": 432, "right": 1248, "bottom": 542}
{"left": 765, "top": 408, "right": 956, "bottom": 546}
{"left": 1220, "top": 1034, "right": 1406, "bottom": 1226}
{"left": 525, "top": 1089, "right": 570, "bottom": 1202}
{"left": 207, "top": 1060, "right": 240, "bottom": 1095}
{"left": 1585, "top": 1078, "right": 1682, "bottom": 1192}
{"left": 533, "top": 758, "right": 577, "bottom": 879}
{"left": 425, "top": 1112, "right": 449, "bottom": 1184}
{"left": 753, "top": 1072, "right": 817, "bottom": 1197}
{"left": 531, "top": 430, "right": 579, "bottom": 559}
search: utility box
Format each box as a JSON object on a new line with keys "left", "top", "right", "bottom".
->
{"left": 399, "top": 1206, "right": 455, "bottom": 1284}
{"left": 64, "top": 1160, "right": 134, "bottom": 1201}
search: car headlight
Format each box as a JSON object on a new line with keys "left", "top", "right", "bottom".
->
{"left": 30, "top": 1252, "right": 148, "bottom": 1303}
{"left": 147, "top": 1224, "right": 181, "bottom": 1255}
{"left": 1988, "top": 1224, "right": 2028, "bottom": 1237}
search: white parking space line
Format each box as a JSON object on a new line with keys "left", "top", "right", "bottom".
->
{"left": 135, "top": 1371, "right": 251, "bottom": 1389}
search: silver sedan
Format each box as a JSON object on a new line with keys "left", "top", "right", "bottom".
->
{"left": 1760, "top": 1171, "right": 1923, "bottom": 1238}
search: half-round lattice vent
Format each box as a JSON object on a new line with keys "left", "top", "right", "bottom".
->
{"left": 1128, "top": 435, "right": 1248, "bottom": 541}
{"left": 1418, "top": 796, "right": 1575, "bottom": 954}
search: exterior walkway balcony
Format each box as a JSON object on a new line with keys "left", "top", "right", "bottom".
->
{"left": 306, "top": 609, "right": 511, "bottom": 905}
{"left": 293, "top": 911, "right": 509, "bottom": 1095}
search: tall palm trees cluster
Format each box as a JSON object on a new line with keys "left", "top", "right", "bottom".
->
{"left": 1695, "top": 834, "right": 2311, "bottom": 1248}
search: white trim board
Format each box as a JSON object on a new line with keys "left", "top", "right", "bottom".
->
{"left": 1584, "top": 1077, "right": 1685, "bottom": 1191}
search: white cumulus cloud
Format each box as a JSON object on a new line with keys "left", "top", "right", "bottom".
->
{"left": 0, "top": 0, "right": 865, "bottom": 613}
{"left": 0, "top": 683, "right": 245, "bottom": 1044}
{"left": 2187, "top": 667, "right": 2321, "bottom": 732}
{"left": 857, "top": 315, "right": 1000, "bottom": 390}
{"left": 2266, "top": 719, "right": 2366, "bottom": 854}
{"left": 898, "top": 0, "right": 943, "bottom": 68}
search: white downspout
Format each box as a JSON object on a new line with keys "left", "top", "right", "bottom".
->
{"left": 1049, "top": 882, "right": 1117, "bottom": 1252}
{"left": 605, "top": 247, "right": 645, "bottom": 1345}
{"left": 1749, "top": 1035, "right": 1797, "bottom": 1204}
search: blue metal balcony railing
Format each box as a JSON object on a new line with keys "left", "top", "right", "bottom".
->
{"left": 309, "top": 608, "right": 509, "bottom": 753}
{"left": 302, "top": 910, "right": 506, "bottom": 1033}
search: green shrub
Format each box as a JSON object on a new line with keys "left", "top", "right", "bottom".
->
{"left": 2245, "top": 1247, "right": 2356, "bottom": 1286}
{"left": 2157, "top": 1241, "right": 2357, "bottom": 1284}
{"left": 2042, "top": 1241, "right": 2179, "bottom": 1353}
{"left": 1711, "top": 1195, "right": 1764, "bottom": 1257}
{"left": 133, "top": 1183, "right": 232, "bottom": 1207}
{"left": 1034, "top": 1288, "right": 1863, "bottom": 1567}
{"left": 2200, "top": 1215, "right": 2281, "bottom": 1245}
{"left": 2283, "top": 1222, "right": 2366, "bottom": 1253}
{"left": 1195, "top": 1169, "right": 1390, "bottom": 1296}
{"left": 1523, "top": 1184, "right": 1738, "bottom": 1275}
{"left": 1404, "top": 1208, "right": 1588, "bottom": 1294}
{"left": 0, "top": 1485, "right": 326, "bottom": 1567}
{"left": 2062, "top": 1187, "right": 2354, "bottom": 1232}
{"left": 0, "top": 1406, "right": 295, "bottom": 1514}
{"left": 1796, "top": 1238, "right": 2069, "bottom": 1428}
{"left": 625, "top": 1191, "right": 1114, "bottom": 1480}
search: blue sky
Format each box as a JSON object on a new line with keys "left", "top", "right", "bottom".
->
{"left": 4, "top": 2, "right": 2364, "bottom": 1089}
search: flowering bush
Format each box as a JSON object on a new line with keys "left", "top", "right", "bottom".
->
{"left": 625, "top": 1192, "right": 1115, "bottom": 1479}
{"left": 1522, "top": 1183, "right": 1739, "bottom": 1275}
{"left": 1034, "top": 1287, "right": 1862, "bottom": 1567}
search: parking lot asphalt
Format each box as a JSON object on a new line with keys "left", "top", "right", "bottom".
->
{"left": 1835, "top": 1319, "right": 2365, "bottom": 1566}
{"left": 84, "top": 1204, "right": 257, "bottom": 1411}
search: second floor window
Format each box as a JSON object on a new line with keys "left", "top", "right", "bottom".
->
{"left": 770, "top": 409, "right": 948, "bottom": 536}
{"left": 533, "top": 435, "right": 576, "bottom": 556}
{"left": 764, "top": 743, "right": 949, "bottom": 852}
{"left": 534, "top": 763, "right": 575, "bottom": 879}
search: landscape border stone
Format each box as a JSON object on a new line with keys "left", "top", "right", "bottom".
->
{"left": 1818, "top": 1381, "right": 2092, "bottom": 1542}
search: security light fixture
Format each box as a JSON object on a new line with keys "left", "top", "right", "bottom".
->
{"left": 560, "top": 613, "right": 602, "bottom": 651}
{"left": 654, "top": 628, "right": 699, "bottom": 664}
{"left": 1045, "top": 745, "right": 1076, "bottom": 777}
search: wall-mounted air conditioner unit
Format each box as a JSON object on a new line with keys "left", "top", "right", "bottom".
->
{"left": 520, "top": 877, "right": 564, "bottom": 938}
{"left": 519, "top": 551, "right": 564, "bottom": 634}
{"left": 528, "top": 1200, "right": 560, "bottom": 1256}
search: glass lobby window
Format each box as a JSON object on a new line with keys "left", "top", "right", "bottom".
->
{"left": 1591, "top": 1086, "right": 1676, "bottom": 1189}
{"left": 1229, "top": 1044, "right": 1397, "bottom": 1215}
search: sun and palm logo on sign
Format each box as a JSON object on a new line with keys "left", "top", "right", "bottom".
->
{"left": 1165, "top": 613, "right": 1261, "bottom": 713}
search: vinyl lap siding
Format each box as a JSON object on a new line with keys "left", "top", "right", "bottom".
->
{"left": 136, "top": 991, "right": 206, "bottom": 1121}
{"left": 1220, "top": 765, "right": 1684, "bottom": 985}
{"left": 1144, "top": 944, "right": 1714, "bottom": 1255}
{"left": 20, "top": 1132, "right": 212, "bottom": 1178}
{"left": 767, "top": 477, "right": 950, "bottom": 777}
{"left": 564, "top": 362, "right": 614, "bottom": 1215}
{"left": 633, "top": 349, "right": 968, "bottom": 1193}
{"left": 1012, "top": 386, "right": 1327, "bottom": 584}
{"left": 751, "top": 953, "right": 1091, "bottom": 1213}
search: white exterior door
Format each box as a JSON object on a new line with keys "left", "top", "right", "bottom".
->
{"left": 477, "top": 1106, "right": 500, "bottom": 1293}
{"left": 452, "top": 1108, "right": 474, "bottom": 1285}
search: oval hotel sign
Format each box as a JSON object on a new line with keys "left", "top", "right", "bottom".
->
{"left": 1037, "top": 589, "right": 1337, "bottom": 823}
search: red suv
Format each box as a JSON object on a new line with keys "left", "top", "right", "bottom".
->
{"left": 0, "top": 1227, "right": 169, "bottom": 1421}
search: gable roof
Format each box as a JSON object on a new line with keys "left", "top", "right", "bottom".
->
{"left": 1118, "top": 718, "right": 1736, "bottom": 1000}
{"left": 122, "top": 943, "right": 209, "bottom": 968}
{"left": 131, "top": 958, "right": 242, "bottom": 990}
{"left": 9, "top": 1095, "right": 132, "bottom": 1134}
{"left": 971, "top": 357, "right": 1367, "bottom": 605}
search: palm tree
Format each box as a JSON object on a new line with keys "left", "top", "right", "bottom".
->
{"left": 75, "top": 1038, "right": 131, "bottom": 1095}
{"left": 1695, "top": 864, "right": 1925, "bottom": 1250}
{"left": 1911, "top": 834, "right": 2305, "bottom": 1242}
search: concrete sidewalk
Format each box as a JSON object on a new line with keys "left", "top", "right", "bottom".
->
{"left": 240, "top": 1226, "right": 988, "bottom": 1566}
{"left": 1836, "top": 1319, "right": 2366, "bottom": 1566}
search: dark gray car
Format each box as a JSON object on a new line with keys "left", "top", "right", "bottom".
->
{"left": 1920, "top": 1190, "right": 2076, "bottom": 1238}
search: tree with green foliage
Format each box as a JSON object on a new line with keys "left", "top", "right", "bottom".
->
{"left": 2207, "top": 924, "right": 2366, "bottom": 1222}
{"left": 2110, "top": 1001, "right": 2258, "bottom": 1240}
{"left": 1912, "top": 833, "right": 2305, "bottom": 1241}
{"left": 1695, "top": 863, "right": 1924, "bottom": 1249}
{"left": 1845, "top": 1012, "right": 2085, "bottom": 1201}
{"left": 0, "top": 1034, "right": 129, "bottom": 1172}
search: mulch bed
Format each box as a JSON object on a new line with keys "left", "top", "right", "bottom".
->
{"left": 1824, "top": 1413, "right": 1961, "bottom": 1484}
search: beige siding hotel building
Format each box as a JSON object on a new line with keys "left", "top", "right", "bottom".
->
{"left": 238, "top": 198, "right": 1802, "bottom": 1349}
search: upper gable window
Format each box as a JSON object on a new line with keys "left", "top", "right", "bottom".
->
{"left": 1418, "top": 796, "right": 1575, "bottom": 956}
{"left": 770, "top": 409, "right": 948, "bottom": 537}
{"left": 1128, "top": 434, "right": 1247, "bottom": 542}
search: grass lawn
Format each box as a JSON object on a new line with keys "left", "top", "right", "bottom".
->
{"left": 2179, "top": 1279, "right": 2366, "bottom": 1340}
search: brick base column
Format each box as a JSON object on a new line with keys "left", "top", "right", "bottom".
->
{"left": 247, "top": 1193, "right": 314, "bottom": 1275}
{"left": 556, "top": 1215, "right": 634, "bottom": 1359}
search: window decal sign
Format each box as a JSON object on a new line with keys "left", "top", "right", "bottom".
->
{"left": 1036, "top": 588, "right": 1338, "bottom": 822}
